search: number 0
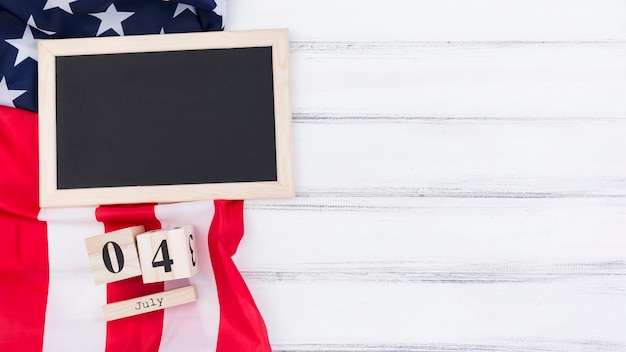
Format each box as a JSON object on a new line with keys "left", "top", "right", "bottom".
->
{"left": 102, "top": 241, "right": 124, "bottom": 273}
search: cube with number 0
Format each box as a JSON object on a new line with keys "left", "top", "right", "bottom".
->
{"left": 136, "top": 225, "right": 199, "bottom": 283}
{"left": 85, "top": 225, "right": 145, "bottom": 285}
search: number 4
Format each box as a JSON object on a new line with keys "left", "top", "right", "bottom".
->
{"left": 151, "top": 239, "right": 174, "bottom": 272}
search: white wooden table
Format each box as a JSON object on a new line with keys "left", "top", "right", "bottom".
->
{"left": 227, "top": 2, "right": 626, "bottom": 351}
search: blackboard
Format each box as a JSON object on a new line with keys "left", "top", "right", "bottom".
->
{"left": 38, "top": 30, "right": 293, "bottom": 207}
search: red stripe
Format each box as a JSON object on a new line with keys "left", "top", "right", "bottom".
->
{"left": 209, "top": 200, "right": 272, "bottom": 351}
{"left": 96, "top": 205, "right": 164, "bottom": 352}
{"left": 0, "top": 106, "right": 48, "bottom": 351}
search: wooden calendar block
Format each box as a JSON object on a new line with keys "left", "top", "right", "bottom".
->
{"left": 85, "top": 225, "right": 145, "bottom": 285}
{"left": 137, "top": 225, "right": 199, "bottom": 284}
{"left": 102, "top": 285, "right": 197, "bottom": 321}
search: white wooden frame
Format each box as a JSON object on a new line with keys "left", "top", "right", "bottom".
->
{"left": 38, "top": 29, "right": 293, "bottom": 207}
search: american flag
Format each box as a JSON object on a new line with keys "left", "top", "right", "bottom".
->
{"left": 0, "top": 2, "right": 271, "bottom": 351}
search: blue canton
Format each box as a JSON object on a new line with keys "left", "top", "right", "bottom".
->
{"left": 0, "top": 0, "right": 224, "bottom": 112}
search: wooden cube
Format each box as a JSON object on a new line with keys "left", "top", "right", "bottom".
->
{"left": 136, "top": 225, "right": 199, "bottom": 283}
{"left": 85, "top": 225, "right": 145, "bottom": 285}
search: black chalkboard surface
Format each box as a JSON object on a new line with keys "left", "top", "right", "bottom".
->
{"left": 38, "top": 30, "right": 293, "bottom": 207}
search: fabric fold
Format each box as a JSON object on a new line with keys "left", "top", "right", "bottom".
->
{"left": 210, "top": 200, "right": 272, "bottom": 352}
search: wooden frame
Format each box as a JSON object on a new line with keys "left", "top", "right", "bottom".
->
{"left": 38, "top": 29, "right": 293, "bottom": 207}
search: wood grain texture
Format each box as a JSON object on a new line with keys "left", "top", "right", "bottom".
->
{"left": 290, "top": 120, "right": 626, "bottom": 197}
{"left": 241, "top": 260, "right": 626, "bottom": 285}
{"left": 288, "top": 42, "right": 626, "bottom": 119}
{"left": 241, "top": 197, "right": 626, "bottom": 265}
{"left": 271, "top": 341, "right": 626, "bottom": 352}
{"left": 239, "top": 198, "right": 626, "bottom": 347}
{"left": 226, "top": 0, "right": 626, "bottom": 42}
{"left": 247, "top": 280, "right": 626, "bottom": 347}
{"left": 225, "top": 1, "right": 626, "bottom": 351}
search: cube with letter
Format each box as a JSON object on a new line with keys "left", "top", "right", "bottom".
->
{"left": 137, "top": 225, "right": 198, "bottom": 283}
{"left": 85, "top": 225, "right": 145, "bottom": 285}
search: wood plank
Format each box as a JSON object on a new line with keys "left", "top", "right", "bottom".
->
{"left": 240, "top": 197, "right": 626, "bottom": 266}
{"left": 241, "top": 261, "right": 626, "bottom": 285}
{"left": 288, "top": 42, "right": 626, "bottom": 119}
{"left": 238, "top": 197, "right": 626, "bottom": 346}
{"left": 102, "top": 285, "right": 197, "bottom": 321}
{"left": 247, "top": 279, "right": 626, "bottom": 346}
{"left": 271, "top": 341, "right": 626, "bottom": 352}
{"left": 227, "top": 0, "right": 626, "bottom": 42}
{"left": 285, "top": 120, "right": 626, "bottom": 197}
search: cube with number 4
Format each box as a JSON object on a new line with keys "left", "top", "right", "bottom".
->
{"left": 136, "top": 225, "right": 199, "bottom": 283}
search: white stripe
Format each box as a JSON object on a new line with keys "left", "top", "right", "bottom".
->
{"left": 39, "top": 207, "right": 106, "bottom": 352}
{"left": 154, "top": 200, "right": 219, "bottom": 351}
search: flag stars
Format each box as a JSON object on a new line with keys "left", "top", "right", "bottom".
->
{"left": 162, "top": 1, "right": 196, "bottom": 18}
{"left": 0, "top": 77, "right": 27, "bottom": 108}
{"left": 43, "top": 0, "right": 78, "bottom": 14}
{"left": 173, "top": 3, "right": 196, "bottom": 18}
{"left": 5, "top": 25, "right": 39, "bottom": 66}
{"left": 213, "top": 0, "right": 226, "bottom": 17}
{"left": 90, "top": 4, "right": 134, "bottom": 36}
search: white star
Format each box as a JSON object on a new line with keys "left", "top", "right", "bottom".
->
{"left": 162, "top": 0, "right": 197, "bottom": 17}
{"left": 213, "top": 0, "right": 226, "bottom": 17}
{"left": 43, "top": 0, "right": 78, "bottom": 14}
{"left": 173, "top": 3, "right": 196, "bottom": 18}
{"left": 0, "top": 77, "right": 27, "bottom": 108}
{"left": 5, "top": 25, "right": 39, "bottom": 66}
{"left": 160, "top": 28, "right": 166, "bottom": 34}
{"left": 27, "top": 15, "right": 56, "bottom": 35}
{"left": 89, "top": 4, "right": 134, "bottom": 36}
